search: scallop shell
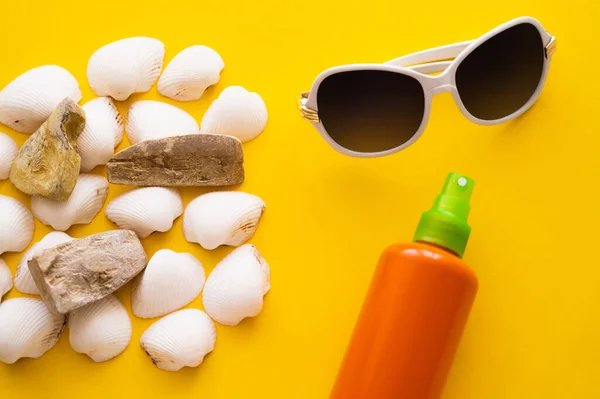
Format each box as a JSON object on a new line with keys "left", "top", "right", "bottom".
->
{"left": 200, "top": 86, "right": 267, "bottom": 143}
{"left": 0, "top": 133, "right": 18, "bottom": 179}
{"left": 132, "top": 250, "right": 205, "bottom": 319}
{"left": 14, "top": 231, "right": 73, "bottom": 295}
{"left": 105, "top": 187, "right": 183, "bottom": 238}
{"left": 69, "top": 295, "right": 132, "bottom": 362}
{"left": 0, "top": 298, "right": 66, "bottom": 364}
{"left": 158, "top": 45, "right": 224, "bottom": 101}
{"left": 126, "top": 100, "right": 199, "bottom": 144}
{"left": 78, "top": 97, "right": 124, "bottom": 172}
{"left": 0, "top": 65, "right": 82, "bottom": 134}
{"left": 0, "top": 258, "right": 12, "bottom": 303}
{"left": 0, "top": 195, "right": 34, "bottom": 255}
{"left": 87, "top": 37, "right": 165, "bottom": 101}
{"left": 183, "top": 191, "right": 265, "bottom": 250}
{"left": 202, "top": 244, "right": 270, "bottom": 326}
{"left": 140, "top": 309, "right": 216, "bottom": 372}
{"left": 31, "top": 174, "right": 108, "bottom": 231}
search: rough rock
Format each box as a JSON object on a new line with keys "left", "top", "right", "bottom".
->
{"left": 107, "top": 134, "right": 244, "bottom": 186}
{"left": 10, "top": 98, "right": 85, "bottom": 200}
{"left": 28, "top": 230, "right": 147, "bottom": 314}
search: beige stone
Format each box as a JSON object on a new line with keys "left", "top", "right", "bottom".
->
{"left": 107, "top": 134, "right": 244, "bottom": 186}
{"left": 28, "top": 230, "right": 147, "bottom": 314}
{"left": 10, "top": 98, "right": 85, "bottom": 200}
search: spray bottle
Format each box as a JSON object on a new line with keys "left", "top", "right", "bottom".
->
{"left": 330, "top": 173, "right": 478, "bottom": 399}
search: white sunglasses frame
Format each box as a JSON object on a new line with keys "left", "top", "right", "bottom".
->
{"left": 299, "top": 16, "right": 557, "bottom": 158}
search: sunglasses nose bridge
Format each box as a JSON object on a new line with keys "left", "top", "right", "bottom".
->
{"left": 426, "top": 74, "right": 455, "bottom": 96}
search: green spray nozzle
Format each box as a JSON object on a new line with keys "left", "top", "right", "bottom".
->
{"left": 413, "top": 173, "right": 474, "bottom": 258}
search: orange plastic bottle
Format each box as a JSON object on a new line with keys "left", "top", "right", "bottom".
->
{"left": 330, "top": 173, "right": 478, "bottom": 399}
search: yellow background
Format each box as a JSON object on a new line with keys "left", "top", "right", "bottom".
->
{"left": 0, "top": 0, "right": 599, "bottom": 398}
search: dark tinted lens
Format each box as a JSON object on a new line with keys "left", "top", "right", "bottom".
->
{"left": 316, "top": 70, "right": 425, "bottom": 153}
{"left": 456, "top": 23, "right": 545, "bottom": 120}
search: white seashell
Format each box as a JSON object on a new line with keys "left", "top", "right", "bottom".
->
{"left": 200, "top": 86, "right": 267, "bottom": 143}
{"left": 14, "top": 231, "right": 73, "bottom": 295}
{"left": 183, "top": 191, "right": 265, "bottom": 250}
{"left": 0, "top": 298, "right": 66, "bottom": 364}
{"left": 0, "top": 258, "right": 12, "bottom": 303}
{"left": 69, "top": 295, "right": 132, "bottom": 362}
{"left": 87, "top": 37, "right": 165, "bottom": 101}
{"left": 132, "top": 249, "right": 205, "bottom": 319}
{"left": 0, "top": 65, "right": 82, "bottom": 134}
{"left": 31, "top": 174, "right": 108, "bottom": 231}
{"left": 140, "top": 309, "right": 216, "bottom": 372}
{"left": 0, "top": 195, "right": 34, "bottom": 255}
{"left": 105, "top": 187, "right": 183, "bottom": 238}
{"left": 158, "top": 45, "right": 224, "bottom": 101}
{"left": 126, "top": 100, "right": 199, "bottom": 144}
{"left": 78, "top": 97, "right": 124, "bottom": 172}
{"left": 202, "top": 244, "right": 270, "bottom": 326}
{"left": 0, "top": 133, "right": 18, "bottom": 179}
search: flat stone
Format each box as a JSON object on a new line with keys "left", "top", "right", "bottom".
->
{"left": 28, "top": 230, "right": 147, "bottom": 314}
{"left": 107, "top": 134, "right": 244, "bottom": 186}
{"left": 10, "top": 98, "right": 85, "bottom": 200}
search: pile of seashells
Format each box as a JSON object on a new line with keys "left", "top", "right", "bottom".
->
{"left": 0, "top": 37, "right": 270, "bottom": 371}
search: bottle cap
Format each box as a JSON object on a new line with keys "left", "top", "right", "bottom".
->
{"left": 413, "top": 173, "right": 474, "bottom": 258}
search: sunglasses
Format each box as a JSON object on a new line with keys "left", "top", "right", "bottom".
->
{"left": 298, "top": 17, "right": 556, "bottom": 157}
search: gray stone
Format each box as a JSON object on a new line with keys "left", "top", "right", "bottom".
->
{"left": 28, "top": 230, "right": 147, "bottom": 314}
{"left": 106, "top": 134, "right": 244, "bottom": 187}
{"left": 10, "top": 98, "right": 85, "bottom": 200}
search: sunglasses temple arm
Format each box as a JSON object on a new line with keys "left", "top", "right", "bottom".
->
{"left": 299, "top": 40, "right": 474, "bottom": 119}
{"left": 385, "top": 40, "right": 474, "bottom": 69}
{"left": 407, "top": 61, "right": 453, "bottom": 75}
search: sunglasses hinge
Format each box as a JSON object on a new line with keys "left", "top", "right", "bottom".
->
{"left": 298, "top": 91, "right": 320, "bottom": 122}
{"left": 545, "top": 36, "right": 556, "bottom": 58}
